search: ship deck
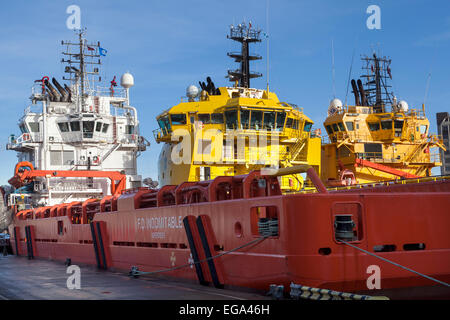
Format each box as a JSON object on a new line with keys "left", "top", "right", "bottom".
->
{"left": 0, "top": 255, "right": 267, "bottom": 300}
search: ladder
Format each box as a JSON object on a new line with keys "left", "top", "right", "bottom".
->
{"left": 112, "top": 116, "right": 117, "bottom": 143}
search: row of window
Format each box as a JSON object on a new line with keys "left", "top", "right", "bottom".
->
{"left": 158, "top": 110, "right": 312, "bottom": 133}
{"left": 325, "top": 120, "right": 408, "bottom": 134}
{"left": 325, "top": 121, "right": 355, "bottom": 134}
{"left": 57, "top": 121, "right": 110, "bottom": 134}
{"left": 368, "top": 120, "right": 405, "bottom": 132}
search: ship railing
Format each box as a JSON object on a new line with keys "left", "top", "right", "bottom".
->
{"left": 7, "top": 132, "right": 42, "bottom": 148}
{"left": 355, "top": 152, "right": 409, "bottom": 163}
{"left": 95, "top": 86, "right": 127, "bottom": 98}
{"left": 120, "top": 134, "right": 138, "bottom": 144}
{"left": 322, "top": 132, "right": 372, "bottom": 144}
{"left": 429, "top": 152, "right": 442, "bottom": 164}
{"left": 407, "top": 108, "right": 426, "bottom": 119}
{"left": 24, "top": 104, "right": 43, "bottom": 115}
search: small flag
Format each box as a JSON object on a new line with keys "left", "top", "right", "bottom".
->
{"left": 387, "top": 67, "right": 392, "bottom": 79}
{"left": 99, "top": 47, "right": 107, "bottom": 56}
{"left": 87, "top": 46, "right": 95, "bottom": 51}
{"left": 249, "top": 21, "right": 252, "bottom": 29}
{"left": 371, "top": 64, "right": 374, "bottom": 73}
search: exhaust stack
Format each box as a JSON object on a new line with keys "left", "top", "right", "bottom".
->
{"left": 44, "top": 79, "right": 61, "bottom": 102}
{"left": 351, "top": 79, "right": 360, "bottom": 106}
{"left": 52, "top": 78, "right": 69, "bottom": 102}
{"left": 357, "top": 79, "right": 367, "bottom": 106}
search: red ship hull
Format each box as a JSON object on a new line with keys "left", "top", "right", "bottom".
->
{"left": 8, "top": 172, "right": 450, "bottom": 297}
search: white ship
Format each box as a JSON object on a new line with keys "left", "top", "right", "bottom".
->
{"left": 0, "top": 30, "right": 150, "bottom": 230}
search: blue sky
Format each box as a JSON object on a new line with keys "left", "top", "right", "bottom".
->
{"left": 0, "top": 0, "right": 449, "bottom": 183}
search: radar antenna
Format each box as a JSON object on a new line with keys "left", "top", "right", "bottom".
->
{"left": 226, "top": 22, "right": 263, "bottom": 88}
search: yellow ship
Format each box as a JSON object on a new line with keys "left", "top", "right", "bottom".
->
{"left": 321, "top": 53, "right": 445, "bottom": 186}
{"left": 154, "top": 23, "right": 321, "bottom": 192}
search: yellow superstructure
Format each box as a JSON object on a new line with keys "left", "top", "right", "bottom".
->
{"left": 321, "top": 54, "right": 445, "bottom": 185}
{"left": 154, "top": 86, "right": 321, "bottom": 191}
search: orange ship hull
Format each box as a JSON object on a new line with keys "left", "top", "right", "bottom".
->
{"left": 8, "top": 173, "right": 450, "bottom": 296}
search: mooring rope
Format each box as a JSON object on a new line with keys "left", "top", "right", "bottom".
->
{"left": 338, "top": 239, "right": 450, "bottom": 288}
{"left": 129, "top": 236, "right": 268, "bottom": 277}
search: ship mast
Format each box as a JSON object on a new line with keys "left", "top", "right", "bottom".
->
{"left": 227, "top": 23, "right": 262, "bottom": 88}
{"left": 61, "top": 29, "right": 102, "bottom": 112}
{"left": 360, "top": 53, "right": 394, "bottom": 113}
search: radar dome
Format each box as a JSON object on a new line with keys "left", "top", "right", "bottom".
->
{"left": 121, "top": 72, "right": 134, "bottom": 89}
{"left": 186, "top": 85, "right": 199, "bottom": 99}
{"left": 398, "top": 100, "right": 408, "bottom": 113}
{"left": 329, "top": 98, "right": 343, "bottom": 109}
{"left": 328, "top": 98, "right": 343, "bottom": 116}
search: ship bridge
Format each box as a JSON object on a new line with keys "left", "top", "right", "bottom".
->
{"left": 5, "top": 30, "right": 150, "bottom": 209}
{"left": 321, "top": 53, "right": 445, "bottom": 185}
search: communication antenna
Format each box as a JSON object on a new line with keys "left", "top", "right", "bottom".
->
{"left": 331, "top": 39, "right": 336, "bottom": 98}
{"left": 344, "top": 47, "right": 356, "bottom": 106}
{"left": 61, "top": 28, "right": 102, "bottom": 111}
{"left": 424, "top": 72, "right": 432, "bottom": 105}
{"left": 344, "top": 33, "right": 360, "bottom": 106}
{"left": 266, "top": 0, "right": 270, "bottom": 93}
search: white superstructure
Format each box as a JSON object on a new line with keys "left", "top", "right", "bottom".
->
{"left": 5, "top": 30, "right": 149, "bottom": 209}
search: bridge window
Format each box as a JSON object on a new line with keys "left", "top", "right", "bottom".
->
{"left": 345, "top": 121, "right": 354, "bottom": 131}
{"left": 394, "top": 120, "right": 404, "bottom": 130}
{"left": 332, "top": 123, "right": 339, "bottom": 132}
{"left": 198, "top": 114, "right": 211, "bottom": 124}
{"left": 293, "top": 119, "right": 299, "bottom": 130}
{"left": 381, "top": 120, "right": 392, "bottom": 130}
{"left": 420, "top": 125, "right": 427, "bottom": 134}
{"left": 275, "top": 112, "right": 286, "bottom": 131}
{"left": 28, "top": 122, "right": 40, "bottom": 133}
{"left": 325, "top": 125, "right": 333, "bottom": 134}
{"left": 83, "top": 121, "right": 95, "bottom": 138}
{"left": 225, "top": 110, "right": 238, "bottom": 129}
{"left": 368, "top": 122, "right": 380, "bottom": 131}
{"left": 95, "top": 122, "right": 103, "bottom": 132}
{"left": 158, "top": 116, "right": 171, "bottom": 134}
{"left": 70, "top": 121, "right": 80, "bottom": 132}
{"left": 171, "top": 114, "right": 187, "bottom": 125}
{"left": 250, "top": 111, "right": 263, "bottom": 130}
{"left": 211, "top": 113, "right": 224, "bottom": 124}
{"left": 394, "top": 120, "right": 403, "bottom": 137}
{"left": 263, "top": 111, "right": 276, "bottom": 130}
{"left": 304, "top": 121, "right": 313, "bottom": 132}
{"left": 337, "top": 122, "right": 345, "bottom": 131}
{"left": 102, "top": 123, "right": 109, "bottom": 133}
{"left": 19, "top": 123, "right": 28, "bottom": 133}
{"left": 285, "top": 118, "right": 294, "bottom": 129}
{"left": 240, "top": 110, "right": 250, "bottom": 129}
{"left": 57, "top": 122, "right": 70, "bottom": 133}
